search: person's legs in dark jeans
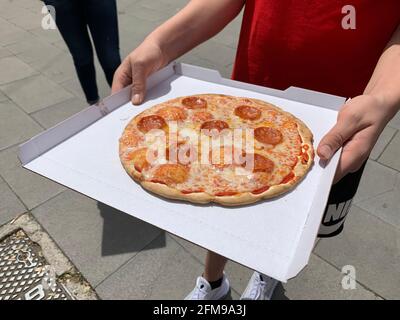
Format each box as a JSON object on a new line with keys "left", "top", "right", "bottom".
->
{"left": 43, "top": 0, "right": 99, "bottom": 103}
{"left": 85, "top": 0, "right": 121, "bottom": 86}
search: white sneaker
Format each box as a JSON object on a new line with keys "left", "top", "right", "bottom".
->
{"left": 240, "top": 272, "right": 279, "bottom": 300}
{"left": 185, "top": 273, "right": 230, "bottom": 300}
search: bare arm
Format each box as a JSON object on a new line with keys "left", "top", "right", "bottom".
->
{"left": 151, "top": 0, "right": 246, "bottom": 64}
{"left": 112, "top": 0, "right": 245, "bottom": 103}
{"left": 318, "top": 25, "right": 400, "bottom": 182}
{"left": 364, "top": 25, "right": 400, "bottom": 117}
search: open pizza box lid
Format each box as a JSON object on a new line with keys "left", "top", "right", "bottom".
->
{"left": 18, "top": 63, "right": 344, "bottom": 282}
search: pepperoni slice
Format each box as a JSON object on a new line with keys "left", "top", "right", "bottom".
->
{"left": 123, "top": 148, "right": 149, "bottom": 172}
{"left": 242, "top": 153, "right": 274, "bottom": 173}
{"left": 253, "top": 154, "right": 275, "bottom": 173}
{"left": 254, "top": 127, "right": 283, "bottom": 145}
{"left": 156, "top": 106, "right": 187, "bottom": 121}
{"left": 152, "top": 164, "right": 189, "bottom": 185}
{"left": 182, "top": 97, "right": 207, "bottom": 109}
{"left": 200, "top": 120, "right": 229, "bottom": 136}
{"left": 235, "top": 105, "right": 262, "bottom": 120}
{"left": 137, "top": 115, "right": 167, "bottom": 133}
{"left": 192, "top": 111, "right": 214, "bottom": 122}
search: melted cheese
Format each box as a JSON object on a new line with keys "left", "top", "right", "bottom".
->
{"left": 121, "top": 95, "right": 308, "bottom": 195}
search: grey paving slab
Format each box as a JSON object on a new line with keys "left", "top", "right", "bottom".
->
{"left": 32, "top": 190, "right": 163, "bottom": 286}
{"left": 224, "top": 261, "right": 254, "bottom": 299}
{"left": 388, "top": 111, "right": 400, "bottom": 130}
{"left": 353, "top": 160, "right": 398, "bottom": 204}
{"left": 125, "top": 4, "right": 171, "bottom": 22}
{"left": 0, "top": 74, "right": 74, "bottom": 113}
{"left": 6, "top": 34, "right": 63, "bottom": 64}
{"left": 0, "top": 46, "right": 13, "bottom": 59}
{"left": 137, "top": 0, "right": 186, "bottom": 15}
{"left": 96, "top": 234, "right": 205, "bottom": 300}
{"left": 0, "top": 18, "right": 30, "bottom": 46}
{"left": 116, "top": 0, "right": 141, "bottom": 12}
{"left": 52, "top": 39, "right": 69, "bottom": 52}
{"left": 191, "top": 40, "right": 237, "bottom": 71}
{"left": 8, "top": 9, "right": 42, "bottom": 31}
{"left": 31, "top": 97, "right": 87, "bottom": 129}
{"left": 119, "top": 37, "right": 144, "bottom": 62}
{"left": 0, "top": 90, "right": 7, "bottom": 102}
{"left": 211, "top": 12, "right": 243, "bottom": 49}
{"left": 28, "top": 52, "right": 77, "bottom": 84}
{"left": 0, "top": 2, "right": 32, "bottom": 19}
{"left": 0, "top": 100, "right": 42, "bottom": 150}
{"left": 177, "top": 54, "right": 232, "bottom": 79}
{"left": 58, "top": 61, "right": 112, "bottom": 101}
{"left": 224, "top": 63, "right": 234, "bottom": 78}
{"left": 0, "top": 56, "right": 37, "bottom": 85}
{"left": 29, "top": 27, "right": 64, "bottom": 46}
{"left": 277, "top": 254, "right": 379, "bottom": 300}
{"left": 0, "top": 146, "right": 65, "bottom": 209}
{"left": 370, "top": 126, "right": 397, "bottom": 160}
{"left": 118, "top": 14, "right": 161, "bottom": 42}
{"left": 0, "top": 179, "right": 26, "bottom": 226}
{"left": 356, "top": 172, "right": 400, "bottom": 229}
{"left": 379, "top": 131, "right": 400, "bottom": 172}
{"left": 11, "top": 0, "right": 44, "bottom": 11}
{"left": 60, "top": 78, "right": 86, "bottom": 101}
{"left": 314, "top": 205, "right": 400, "bottom": 299}
{"left": 169, "top": 234, "right": 207, "bottom": 263}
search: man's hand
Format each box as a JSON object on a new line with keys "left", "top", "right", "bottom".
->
{"left": 317, "top": 95, "right": 391, "bottom": 183}
{"left": 112, "top": 40, "right": 166, "bottom": 105}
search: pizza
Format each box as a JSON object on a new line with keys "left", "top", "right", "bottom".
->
{"left": 119, "top": 94, "right": 314, "bottom": 206}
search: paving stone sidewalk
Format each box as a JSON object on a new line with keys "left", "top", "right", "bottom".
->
{"left": 0, "top": 0, "right": 399, "bottom": 300}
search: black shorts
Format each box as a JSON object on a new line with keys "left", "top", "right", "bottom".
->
{"left": 317, "top": 161, "right": 367, "bottom": 238}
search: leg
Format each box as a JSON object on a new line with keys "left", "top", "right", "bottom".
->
{"left": 85, "top": 0, "right": 121, "bottom": 86}
{"left": 204, "top": 251, "right": 228, "bottom": 282}
{"left": 185, "top": 250, "right": 230, "bottom": 300}
{"left": 43, "top": 0, "right": 99, "bottom": 102}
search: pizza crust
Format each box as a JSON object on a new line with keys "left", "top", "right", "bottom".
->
{"left": 120, "top": 94, "right": 314, "bottom": 206}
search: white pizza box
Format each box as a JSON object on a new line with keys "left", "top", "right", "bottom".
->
{"left": 18, "top": 62, "right": 345, "bottom": 282}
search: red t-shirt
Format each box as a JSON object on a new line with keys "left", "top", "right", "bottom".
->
{"left": 233, "top": 0, "right": 400, "bottom": 98}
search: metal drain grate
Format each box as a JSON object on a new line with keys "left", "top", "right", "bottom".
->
{"left": 0, "top": 230, "right": 72, "bottom": 300}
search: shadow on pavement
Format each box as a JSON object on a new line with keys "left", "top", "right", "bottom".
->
{"left": 224, "top": 283, "right": 289, "bottom": 300}
{"left": 97, "top": 202, "right": 166, "bottom": 256}
{"left": 271, "top": 283, "right": 290, "bottom": 300}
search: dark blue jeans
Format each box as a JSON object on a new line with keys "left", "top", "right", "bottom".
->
{"left": 43, "top": 0, "right": 121, "bottom": 103}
